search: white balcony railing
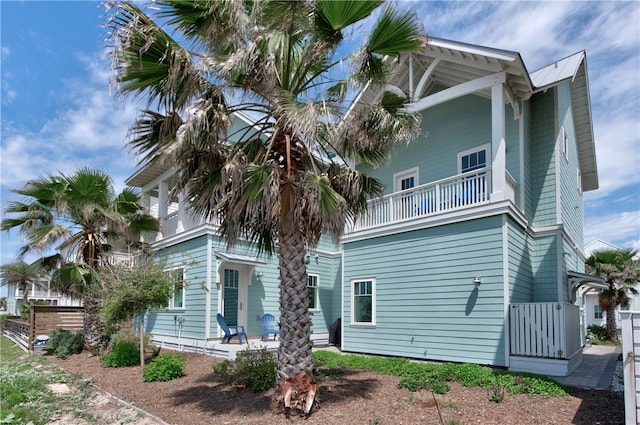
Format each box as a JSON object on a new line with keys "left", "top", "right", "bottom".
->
{"left": 352, "top": 169, "right": 491, "bottom": 231}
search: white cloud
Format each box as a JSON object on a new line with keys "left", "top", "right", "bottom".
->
{"left": 1, "top": 46, "right": 9, "bottom": 60}
{"left": 584, "top": 210, "right": 640, "bottom": 249}
{"left": 0, "top": 54, "right": 139, "bottom": 193}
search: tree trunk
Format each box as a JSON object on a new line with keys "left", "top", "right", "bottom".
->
{"left": 273, "top": 226, "right": 316, "bottom": 415}
{"left": 605, "top": 302, "right": 618, "bottom": 341}
{"left": 139, "top": 307, "right": 146, "bottom": 368}
{"left": 83, "top": 297, "right": 102, "bottom": 348}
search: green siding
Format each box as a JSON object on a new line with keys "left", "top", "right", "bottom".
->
{"left": 343, "top": 217, "right": 507, "bottom": 366}
{"left": 522, "top": 101, "right": 532, "bottom": 218}
{"left": 531, "top": 235, "right": 559, "bottom": 302}
{"left": 508, "top": 219, "right": 533, "bottom": 303}
{"left": 505, "top": 104, "right": 522, "bottom": 208}
{"left": 557, "top": 82, "right": 584, "bottom": 246}
{"left": 528, "top": 89, "right": 558, "bottom": 226}
{"left": 359, "top": 94, "right": 492, "bottom": 191}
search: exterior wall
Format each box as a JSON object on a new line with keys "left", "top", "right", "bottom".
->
{"left": 528, "top": 89, "right": 558, "bottom": 227}
{"left": 556, "top": 82, "right": 584, "bottom": 247}
{"left": 144, "top": 231, "right": 339, "bottom": 343}
{"left": 360, "top": 94, "right": 492, "bottom": 191}
{"left": 342, "top": 216, "right": 507, "bottom": 366}
{"left": 507, "top": 219, "right": 533, "bottom": 303}
{"left": 504, "top": 105, "right": 522, "bottom": 209}
{"left": 530, "top": 234, "right": 559, "bottom": 302}
{"left": 522, "top": 101, "right": 532, "bottom": 218}
{"left": 147, "top": 236, "right": 210, "bottom": 340}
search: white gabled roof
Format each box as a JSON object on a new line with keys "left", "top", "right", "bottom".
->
{"left": 529, "top": 51, "right": 585, "bottom": 89}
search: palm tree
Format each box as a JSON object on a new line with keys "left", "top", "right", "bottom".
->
{"left": 0, "top": 261, "right": 44, "bottom": 306}
{"left": 107, "top": 0, "right": 424, "bottom": 413}
{"left": 1, "top": 168, "right": 159, "bottom": 347}
{"left": 586, "top": 249, "right": 640, "bottom": 341}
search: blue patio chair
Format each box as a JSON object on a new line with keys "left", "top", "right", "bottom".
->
{"left": 216, "top": 313, "right": 247, "bottom": 344}
{"left": 260, "top": 313, "right": 280, "bottom": 341}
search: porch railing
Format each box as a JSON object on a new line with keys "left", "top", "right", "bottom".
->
{"left": 352, "top": 169, "right": 491, "bottom": 231}
{"left": 509, "top": 303, "right": 581, "bottom": 359}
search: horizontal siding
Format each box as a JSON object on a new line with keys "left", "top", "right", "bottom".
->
{"left": 531, "top": 235, "right": 559, "bottom": 302}
{"left": 343, "top": 216, "right": 507, "bottom": 366}
{"left": 508, "top": 219, "right": 533, "bottom": 303}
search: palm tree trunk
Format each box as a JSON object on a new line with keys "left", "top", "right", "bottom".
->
{"left": 274, "top": 226, "right": 315, "bottom": 415}
{"left": 605, "top": 303, "right": 618, "bottom": 341}
{"left": 83, "top": 297, "right": 102, "bottom": 348}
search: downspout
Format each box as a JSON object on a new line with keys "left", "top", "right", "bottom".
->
{"left": 205, "top": 234, "right": 212, "bottom": 340}
{"left": 502, "top": 215, "right": 510, "bottom": 368}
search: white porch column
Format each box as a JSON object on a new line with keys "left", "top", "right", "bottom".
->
{"left": 157, "top": 180, "right": 169, "bottom": 240}
{"left": 177, "top": 190, "right": 185, "bottom": 232}
{"left": 491, "top": 83, "right": 506, "bottom": 201}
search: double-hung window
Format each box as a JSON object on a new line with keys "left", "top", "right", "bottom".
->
{"left": 352, "top": 279, "right": 375, "bottom": 325}
{"left": 167, "top": 268, "right": 185, "bottom": 309}
{"left": 308, "top": 274, "right": 319, "bottom": 310}
{"left": 458, "top": 144, "right": 489, "bottom": 174}
{"left": 594, "top": 304, "right": 603, "bottom": 319}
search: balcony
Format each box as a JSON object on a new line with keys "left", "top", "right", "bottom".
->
{"left": 352, "top": 169, "right": 494, "bottom": 232}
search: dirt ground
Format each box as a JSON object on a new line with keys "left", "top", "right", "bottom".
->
{"left": 47, "top": 350, "right": 624, "bottom": 425}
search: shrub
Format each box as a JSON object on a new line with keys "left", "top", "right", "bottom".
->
{"left": 587, "top": 324, "right": 607, "bottom": 341}
{"left": 100, "top": 342, "right": 140, "bottom": 368}
{"left": 45, "top": 329, "right": 83, "bottom": 359}
{"left": 211, "top": 348, "right": 276, "bottom": 392}
{"left": 234, "top": 348, "right": 276, "bottom": 392}
{"left": 142, "top": 353, "right": 186, "bottom": 382}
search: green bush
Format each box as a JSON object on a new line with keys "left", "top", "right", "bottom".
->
{"left": 44, "top": 329, "right": 83, "bottom": 359}
{"left": 211, "top": 348, "right": 276, "bottom": 392}
{"left": 142, "top": 353, "right": 186, "bottom": 382}
{"left": 100, "top": 342, "right": 140, "bottom": 368}
{"left": 234, "top": 348, "right": 276, "bottom": 392}
{"left": 587, "top": 324, "right": 607, "bottom": 340}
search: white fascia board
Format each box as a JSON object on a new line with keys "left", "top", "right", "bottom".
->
{"left": 401, "top": 72, "right": 506, "bottom": 113}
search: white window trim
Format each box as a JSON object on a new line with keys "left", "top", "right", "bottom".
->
{"left": 577, "top": 168, "right": 582, "bottom": 193}
{"left": 393, "top": 167, "right": 419, "bottom": 192}
{"left": 351, "top": 277, "right": 376, "bottom": 327}
{"left": 308, "top": 273, "right": 320, "bottom": 312}
{"left": 166, "top": 267, "right": 186, "bottom": 310}
{"left": 457, "top": 143, "right": 491, "bottom": 174}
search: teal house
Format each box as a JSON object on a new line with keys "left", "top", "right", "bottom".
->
{"left": 125, "top": 38, "right": 602, "bottom": 376}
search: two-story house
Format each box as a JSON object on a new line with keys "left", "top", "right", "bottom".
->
{"left": 126, "top": 37, "right": 602, "bottom": 376}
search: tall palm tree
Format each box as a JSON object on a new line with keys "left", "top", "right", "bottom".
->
{"left": 586, "top": 249, "right": 640, "bottom": 341}
{"left": 0, "top": 261, "right": 44, "bottom": 306}
{"left": 108, "top": 0, "right": 424, "bottom": 413}
{"left": 1, "top": 168, "right": 159, "bottom": 347}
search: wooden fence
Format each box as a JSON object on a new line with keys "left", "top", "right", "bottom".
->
{"left": 509, "top": 302, "right": 581, "bottom": 358}
{"left": 620, "top": 311, "right": 640, "bottom": 424}
{"left": 2, "top": 306, "right": 84, "bottom": 351}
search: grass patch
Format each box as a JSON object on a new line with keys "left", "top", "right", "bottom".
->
{"left": 313, "top": 350, "right": 567, "bottom": 399}
{"left": 0, "top": 337, "right": 94, "bottom": 424}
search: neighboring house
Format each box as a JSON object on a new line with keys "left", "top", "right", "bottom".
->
{"left": 4, "top": 277, "right": 82, "bottom": 316}
{"left": 582, "top": 239, "right": 640, "bottom": 330}
{"left": 126, "top": 37, "right": 602, "bottom": 376}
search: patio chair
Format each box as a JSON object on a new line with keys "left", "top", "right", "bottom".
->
{"left": 260, "top": 313, "right": 280, "bottom": 341}
{"left": 216, "top": 313, "right": 247, "bottom": 344}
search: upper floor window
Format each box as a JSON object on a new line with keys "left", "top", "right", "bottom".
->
{"left": 308, "top": 274, "right": 319, "bottom": 310}
{"left": 560, "top": 126, "right": 569, "bottom": 161}
{"left": 167, "top": 268, "right": 185, "bottom": 309}
{"left": 352, "top": 278, "right": 375, "bottom": 325}
{"left": 393, "top": 167, "right": 419, "bottom": 192}
{"left": 458, "top": 144, "right": 489, "bottom": 174}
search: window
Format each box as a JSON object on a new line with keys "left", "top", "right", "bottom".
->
{"left": 594, "top": 304, "right": 603, "bottom": 319}
{"left": 352, "top": 279, "right": 375, "bottom": 325}
{"left": 224, "top": 269, "right": 239, "bottom": 289}
{"left": 393, "top": 167, "right": 419, "bottom": 192}
{"left": 560, "top": 126, "right": 569, "bottom": 160}
{"left": 308, "top": 274, "right": 319, "bottom": 310}
{"left": 577, "top": 168, "right": 582, "bottom": 193}
{"left": 458, "top": 144, "right": 489, "bottom": 174}
{"left": 167, "top": 268, "right": 185, "bottom": 309}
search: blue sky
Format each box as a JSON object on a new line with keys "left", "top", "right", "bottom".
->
{"left": 1, "top": 1, "right": 639, "bottom": 275}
